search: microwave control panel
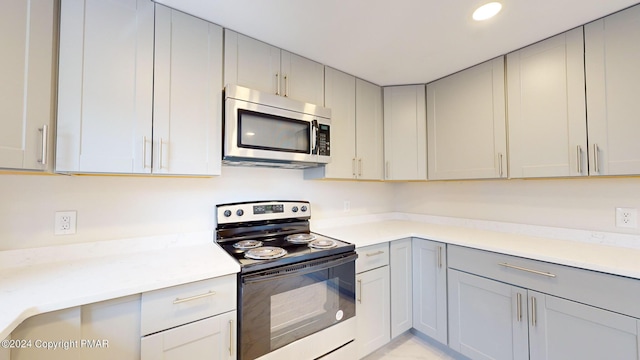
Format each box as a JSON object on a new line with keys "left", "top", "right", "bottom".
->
{"left": 316, "top": 124, "right": 330, "bottom": 156}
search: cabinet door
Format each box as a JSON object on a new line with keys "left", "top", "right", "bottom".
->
{"left": 0, "top": 0, "right": 55, "bottom": 170}
{"left": 356, "top": 266, "right": 390, "bottom": 358}
{"left": 585, "top": 5, "right": 640, "bottom": 176}
{"left": 528, "top": 291, "right": 640, "bottom": 360}
{"left": 384, "top": 85, "right": 427, "bottom": 180}
{"left": 11, "top": 307, "right": 82, "bottom": 360}
{"left": 427, "top": 57, "right": 507, "bottom": 180}
{"left": 81, "top": 295, "right": 141, "bottom": 360}
{"left": 412, "top": 239, "right": 447, "bottom": 344}
{"left": 390, "top": 238, "right": 413, "bottom": 338}
{"left": 56, "top": 0, "right": 154, "bottom": 174}
{"left": 318, "top": 67, "right": 357, "bottom": 178}
{"left": 281, "top": 51, "right": 324, "bottom": 105}
{"left": 507, "top": 28, "right": 587, "bottom": 178}
{"left": 153, "top": 5, "right": 222, "bottom": 176}
{"left": 224, "top": 30, "right": 280, "bottom": 95}
{"left": 448, "top": 270, "right": 529, "bottom": 360}
{"left": 141, "top": 310, "right": 236, "bottom": 360}
{"left": 355, "top": 79, "right": 384, "bottom": 180}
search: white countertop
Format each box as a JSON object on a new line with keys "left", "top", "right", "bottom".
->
{"left": 0, "top": 231, "right": 239, "bottom": 341}
{"left": 3, "top": 214, "right": 640, "bottom": 341}
{"left": 313, "top": 216, "right": 640, "bottom": 281}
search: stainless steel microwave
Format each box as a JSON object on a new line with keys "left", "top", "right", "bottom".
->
{"left": 223, "top": 85, "right": 331, "bottom": 168}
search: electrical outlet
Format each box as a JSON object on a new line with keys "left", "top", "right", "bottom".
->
{"left": 615, "top": 208, "right": 637, "bottom": 229}
{"left": 55, "top": 211, "right": 77, "bottom": 235}
{"left": 343, "top": 201, "right": 351, "bottom": 212}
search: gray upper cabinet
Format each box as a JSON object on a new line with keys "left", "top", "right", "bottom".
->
{"left": 0, "top": 0, "right": 56, "bottom": 171}
{"left": 427, "top": 57, "right": 507, "bottom": 180}
{"left": 355, "top": 79, "right": 384, "bottom": 180}
{"left": 507, "top": 28, "right": 587, "bottom": 178}
{"left": 383, "top": 85, "right": 427, "bottom": 181}
{"left": 153, "top": 5, "right": 223, "bottom": 176}
{"left": 224, "top": 29, "right": 324, "bottom": 105}
{"left": 56, "top": 0, "right": 155, "bottom": 174}
{"left": 585, "top": 4, "right": 640, "bottom": 176}
{"left": 56, "top": 0, "right": 223, "bottom": 175}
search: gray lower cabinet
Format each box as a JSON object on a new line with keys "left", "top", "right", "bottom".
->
{"left": 355, "top": 243, "right": 390, "bottom": 359}
{"left": 448, "top": 245, "right": 640, "bottom": 360}
{"left": 448, "top": 269, "right": 529, "bottom": 360}
{"left": 411, "top": 238, "right": 447, "bottom": 345}
{"left": 529, "top": 291, "right": 640, "bottom": 360}
{"left": 390, "top": 238, "right": 413, "bottom": 338}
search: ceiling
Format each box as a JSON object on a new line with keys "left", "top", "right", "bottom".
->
{"left": 154, "top": 0, "right": 640, "bottom": 86}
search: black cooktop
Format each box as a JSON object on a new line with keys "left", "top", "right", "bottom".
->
{"left": 219, "top": 232, "right": 355, "bottom": 274}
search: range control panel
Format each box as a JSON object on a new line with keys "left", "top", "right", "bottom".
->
{"left": 216, "top": 200, "right": 310, "bottom": 225}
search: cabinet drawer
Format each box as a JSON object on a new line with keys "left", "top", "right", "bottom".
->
{"left": 356, "top": 243, "right": 389, "bottom": 274}
{"left": 448, "top": 245, "right": 640, "bottom": 318}
{"left": 141, "top": 275, "right": 236, "bottom": 336}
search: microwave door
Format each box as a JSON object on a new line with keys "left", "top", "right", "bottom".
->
{"left": 225, "top": 99, "right": 320, "bottom": 164}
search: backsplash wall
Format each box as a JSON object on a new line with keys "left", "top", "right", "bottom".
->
{"left": 3, "top": 168, "right": 639, "bottom": 251}
{"left": 0, "top": 166, "right": 392, "bottom": 250}
{"left": 394, "top": 177, "right": 640, "bottom": 236}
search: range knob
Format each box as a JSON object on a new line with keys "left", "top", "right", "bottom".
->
{"left": 301, "top": 205, "right": 308, "bottom": 212}
{"left": 236, "top": 209, "right": 244, "bottom": 216}
{"left": 223, "top": 210, "right": 232, "bottom": 217}
{"left": 292, "top": 206, "right": 299, "bottom": 213}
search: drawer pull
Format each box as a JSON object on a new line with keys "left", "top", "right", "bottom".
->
{"left": 173, "top": 290, "right": 216, "bottom": 304}
{"left": 365, "top": 250, "right": 385, "bottom": 257}
{"left": 357, "top": 279, "right": 362, "bottom": 303}
{"left": 499, "top": 263, "right": 556, "bottom": 278}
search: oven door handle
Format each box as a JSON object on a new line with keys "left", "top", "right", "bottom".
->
{"left": 243, "top": 253, "right": 358, "bottom": 284}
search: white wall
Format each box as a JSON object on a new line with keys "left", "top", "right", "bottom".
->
{"left": 394, "top": 177, "right": 640, "bottom": 235}
{"left": 0, "top": 166, "right": 393, "bottom": 250}
{"left": 3, "top": 168, "right": 640, "bottom": 251}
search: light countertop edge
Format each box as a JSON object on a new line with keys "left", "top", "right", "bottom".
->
{"left": 0, "top": 231, "right": 240, "bottom": 341}
{"left": 312, "top": 219, "right": 640, "bottom": 281}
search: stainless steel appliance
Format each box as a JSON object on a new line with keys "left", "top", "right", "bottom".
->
{"left": 216, "top": 200, "right": 356, "bottom": 360}
{"left": 223, "top": 85, "right": 331, "bottom": 168}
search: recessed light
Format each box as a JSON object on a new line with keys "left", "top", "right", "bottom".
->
{"left": 473, "top": 2, "right": 502, "bottom": 21}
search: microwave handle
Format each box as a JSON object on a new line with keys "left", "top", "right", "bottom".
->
{"left": 311, "top": 119, "right": 319, "bottom": 155}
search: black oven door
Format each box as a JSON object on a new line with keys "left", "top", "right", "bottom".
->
{"left": 239, "top": 252, "right": 357, "bottom": 360}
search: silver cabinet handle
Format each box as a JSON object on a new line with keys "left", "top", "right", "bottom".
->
{"left": 498, "top": 153, "right": 503, "bottom": 177}
{"left": 576, "top": 145, "right": 582, "bottom": 174}
{"left": 228, "top": 319, "right": 234, "bottom": 356}
{"left": 593, "top": 143, "right": 599, "bottom": 174}
{"left": 516, "top": 293, "right": 522, "bottom": 322}
{"left": 38, "top": 125, "right": 48, "bottom": 165}
{"left": 499, "top": 263, "right": 556, "bottom": 278}
{"left": 275, "top": 73, "right": 281, "bottom": 95}
{"left": 173, "top": 290, "right": 216, "bottom": 304}
{"left": 142, "top": 136, "right": 149, "bottom": 169}
{"left": 284, "top": 74, "right": 289, "bottom": 97}
{"left": 437, "top": 246, "right": 443, "bottom": 268}
{"left": 365, "top": 250, "right": 384, "bottom": 257}
{"left": 358, "top": 158, "right": 363, "bottom": 177}
{"left": 531, "top": 296, "right": 537, "bottom": 327}
{"left": 357, "top": 279, "right": 362, "bottom": 303}
{"left": 159, "top": 138, "right": 164, "bottom": 170}
{"left": 385, "top": 161, "right": 390, "bottom": 179}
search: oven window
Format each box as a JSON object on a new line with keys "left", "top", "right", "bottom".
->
{"left": 270, "top": 278, "right": 340, "bottom": 350}
{"left": 238, "top": 109, "right": 310, "bottom": 153}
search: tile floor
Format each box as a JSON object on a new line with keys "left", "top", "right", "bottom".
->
{"left": 363, "top": 332, "right": 464, "bottom": 360}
